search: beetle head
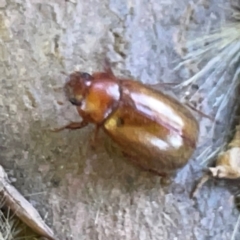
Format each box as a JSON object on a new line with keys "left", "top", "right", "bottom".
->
{"left": 64, "top": 72, "right": 93, "bottom": 106}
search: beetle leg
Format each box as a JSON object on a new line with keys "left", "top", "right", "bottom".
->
{"left": 50, "top": 121, "right": 88, "bottom": 132}
{"left": 147, "top": 169, "right": 172, "bottom": 186}
{"left": 89, "top": 125, "right": 100, "bottom": 149}
{"left": 185, "top": 103, "right": 221, "bottom": 125}
{"left": 122, "top": 152, "right": 168, "bottom": 178}
{"left": 148, "top": 82, "right": 177, "bottom": 88}
{"left": 148, "top": 169, "right": 167, "bottom": 178}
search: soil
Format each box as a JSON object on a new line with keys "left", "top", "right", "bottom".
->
{"left": 0, "top": 0, "right": 240, "bottom": 239}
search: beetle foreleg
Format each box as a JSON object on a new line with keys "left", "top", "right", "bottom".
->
{"left": 50, "top": 121, "right": 88, "bottom": 132}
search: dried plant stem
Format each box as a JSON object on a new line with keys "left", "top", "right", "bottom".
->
{"left": 176, "top": 22, "right": 240, "bottom": 87}
{"left": 231, "top": 214, "right": 240, "bottom": 240}
{"left": 192, "top": 123, "right": 240, "bottom": 197}
{"left": 209, "top": 124, "right": 240, "bottom": 179}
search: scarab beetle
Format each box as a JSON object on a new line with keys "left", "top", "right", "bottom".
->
{"left": 53, "top": 59, "right": 199, "bottom": 177}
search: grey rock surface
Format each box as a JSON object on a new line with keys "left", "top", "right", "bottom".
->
{"left": 0, "top": 0, "right": 239, "bottom": 239}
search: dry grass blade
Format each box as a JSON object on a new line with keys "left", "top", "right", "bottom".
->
{"left": 231, "top": 214, "right": 240, "bottom": 240}
{"left": 174, "top": 6, "right": 240, "bottom": 113}
{"left": 199, "top": 145, "right": 224, "bottom": 166}
{"left": 174, "top": 4, "right": 240, "bottom": 166}
{"left": 0, "top": 207, "right": 26, "bottom": 240}
{"left": 0, "top": 206, "right": 44, "bottom": 240}
{"left": 175, "top": 21, "right": 240, "bottom": 87}
{"left": 209, "top": 67, "right": 240, "bottom": 138}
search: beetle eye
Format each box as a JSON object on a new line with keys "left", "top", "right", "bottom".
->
{"left": 80, "top": 72, "right": 93, "bottom": 80}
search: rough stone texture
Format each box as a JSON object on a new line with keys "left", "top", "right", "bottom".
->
{"left": 0, "top": 0, "right": 240, "bottom": 240}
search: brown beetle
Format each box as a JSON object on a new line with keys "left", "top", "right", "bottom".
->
{"left": 53, "top": 60, "right": 199, "bottom": 177}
